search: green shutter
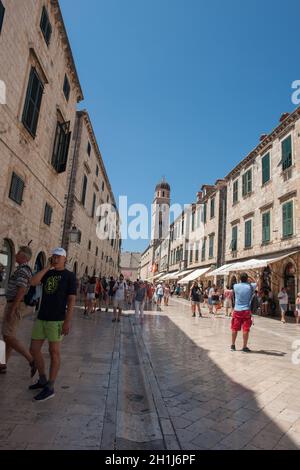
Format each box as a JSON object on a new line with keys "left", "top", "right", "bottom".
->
{"left": 262, "top": 154, "right": 270, "bottom": 185}
{"left": 242, "top": 174, "right": 246, "bottom": 196}
{"left": 262, "top": 212, "right": 270, "bottom": 243}
{"left": 245, "top": 220, "right": 252, "bottom": 248}
{"left": 231, "top": 226, "right": 237, "bottom": 251}
{"left": 203, "top": 203, "right": 207, "bottom": 223}
{"left": 282, "top": 136, "right": 292, "bottom": 171}
{"left": 283, "top": 202, "right": 293, "bottom": 237}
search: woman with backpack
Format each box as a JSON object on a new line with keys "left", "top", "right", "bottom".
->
{"left": 190, "top": 281, "right": 203, "bottom": 318}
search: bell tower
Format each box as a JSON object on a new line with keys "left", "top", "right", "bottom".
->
{"left": 151, "top": 178, "right": 171, "bottom": 244}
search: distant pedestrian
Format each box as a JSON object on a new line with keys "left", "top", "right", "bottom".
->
{"left": 112, "top": 274, "right": 127, "bottom": 322}
{"left": 223, "top": 285, "right": 234, "bottom": 317}
{"left": 163, "top": 284, "right": 170, "bottom": 306}
{"left": 156, "top": 284, "right": 164, "bottom": 306}
{"left": 0, "top": 246, "right": 36, "bottom": 376}
{"left": 134, "top": 280, "right": 147, "bottom": 322}
{"left": 231, "top": 273, "right": 256, "bottom": 352}
{"left": 278, "top": 287, "right": 289, "bottom": 324}
{"left": 190, "top": 281, "right": 203, "bottom": 318}
{"left": 29, "top": 248, "right": 77, "bottom": 401}
{"left": 86, "top": 276, "right": 97, "bottom": 317}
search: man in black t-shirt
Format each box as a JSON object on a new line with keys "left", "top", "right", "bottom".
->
{"left": 29, "top": 248, "right": 77, "bottom": 402}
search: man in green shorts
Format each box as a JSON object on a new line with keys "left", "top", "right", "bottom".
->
{"left": 29, "top": 247, "right": 77, "bottom": 402}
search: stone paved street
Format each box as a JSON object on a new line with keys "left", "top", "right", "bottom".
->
{"left": 1, "top": 298, "right": 300, "bottom": 450}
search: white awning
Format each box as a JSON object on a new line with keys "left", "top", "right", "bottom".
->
{"left": 152, "top": 272, "right": 165, "bottom": 280}
{"left": 177, "top": 269, "right": 194, "bottom": 278}
{"left": 160, "top": 271, "right": 180, "bottom": 280}
{"left": 178, "top": 267, "right": 211, "bottom": 284}
{"left": 207, "top": 251, "right": 299, "bottom": 276}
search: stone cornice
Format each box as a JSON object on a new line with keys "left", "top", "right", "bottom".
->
{"left": 225, "top": 107, "right": 300, "bottom": 181}
{"left": 259, "top": 202, "right": 274, "bottom": 212}
{"left": 278, "top": 190, "right": 297, "bottom": 204}
{"left": 243, "top": 211, "right": 255, "bottom": 220}
{"left": 51, "top": 0, "right": 84, "bottom": 102}
{"left": 230, "top": 218, "right": 240, "bottom": 226}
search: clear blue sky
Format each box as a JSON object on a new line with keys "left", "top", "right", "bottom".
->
{"left": 60, "top": 0, "right": 300, "bottom": 253}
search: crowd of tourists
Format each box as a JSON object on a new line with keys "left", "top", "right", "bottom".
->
{"left": 1, "top": 244, "right": 299, "bottom": 403}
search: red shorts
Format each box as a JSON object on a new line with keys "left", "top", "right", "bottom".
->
{"left": 231, "top": 310, "right": 252, "bottom": 332}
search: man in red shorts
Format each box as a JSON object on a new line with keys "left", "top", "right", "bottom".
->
{"left": 231, "top": 273, "right": 256, "bottom": 352}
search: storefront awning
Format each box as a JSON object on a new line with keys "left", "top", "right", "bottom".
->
{"left": 207, "top": 251, "right": 299, "bottom": 276}
{"left": 177, "top": 269, "right": 194, "bottom": 278}
{"left": 160, "top": 271, "right": 180, "bottom": 280}
{"left": 178, "top": 267, "right": 211, "bottom": 284}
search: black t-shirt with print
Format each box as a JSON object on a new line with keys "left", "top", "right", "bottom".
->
{"left": 38, "top": 269, "right": 77, "bottom": 321}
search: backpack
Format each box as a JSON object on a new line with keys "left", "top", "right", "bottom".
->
{"left": 24, "top": 286, "right": 37, "bottom": 306}
{"left": 23, "top": 266, "right": 36, "bottom": 306}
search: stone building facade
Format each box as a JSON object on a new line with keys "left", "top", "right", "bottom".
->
{"left": 224, "top": 109, "right": 300, "bottom": 310}
{"left": 0, "top": 0, "right": 83, "bottom": 298}
{"left": 0, "top": 1, "right": 120, "bottom": 307}
{"left": 120, "top": 252, "right": 141, "bottom": 281}
{"left": 62, "top": 111, "right": 120, "bottom": 278}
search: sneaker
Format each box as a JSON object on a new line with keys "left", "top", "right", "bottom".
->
{"left": 29, "top": 380, "right": 46, "bottom": 390}
{"left": 33, "top": 386, "right": 55, "bottom": 402}
{"left": 242, "top": 347, "right": 251, "bottom": 353}
{"left": 112, "top": 318, "right": 116, "bottom": 322}
{"left": 231, "top": 345, "right": 236, "bottom": 351}
{"left": 0, "top": 364, "right": 7, "bottom": 374}
{"left": 192, "top": 313, "right": 196, "bottom": 317}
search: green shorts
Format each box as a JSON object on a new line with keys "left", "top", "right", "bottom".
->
{"left": 31, "top": 320, "right": 64, "bottom": 343}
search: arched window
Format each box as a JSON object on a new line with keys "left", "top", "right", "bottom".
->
{"left": 34, "top": 252, "right": 46, "bottom": 272}
{"left": 0, "top": 239, "right": 14, "bottom": 295}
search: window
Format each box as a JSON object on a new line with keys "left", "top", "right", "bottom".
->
{"left": 96, "top": 165, "right": 99, "bottom": 177}
{"left": 262, "top": 211, "right": 270, "bottom": 243}
{"left": 201, "top": 239, "right": 206, "bottom": 261}
{"left": 262, "top": 153, "right": 270, "bottom": 185}
{"left": 91, "top": 193, "right": 96, "bottom": 218}
{"left": 233, "top": 180, "right": 238, "bottom": 204}
{"left": 209, "top": 235, "right": 214, "bottom": 259}
{"left": 96, "top": 247, "right": 98, "bottom": 256}
{"left": 189, "top": 248, "right": 193, "bottom": 263}
{"left": 22, "top": 67, "right": 44, "bottom": 137}
{"left": 51, "top": 121, "right": 71, "bottom": 173}
{"left": 102, "top": 182, "right": 105, "bottom": 191}
{"left": 88, "top": 240, "right": 91, "bottom": 251}
{"left": 63, "top": 75, "right": 70, "bottom": 101}
{"left": 9, "top": 173, "right": 24, "bottom": 205}
{"left": 0, "top": 0, "right": 5, "bottom": 34}
{"left": 210, "top": 198, "right": 215, "bottom": 218}
{"left": 107, "top": 195, "right": 109, "bottom": 203}
{"left": 203, "top": 203, "right": 207, "bottom": 223}
{"left": 182, "top": 217, "right": 184, "bottom": 235}
{"left": 191, "top": 212, "right": 195, "bottom": 231}
{"left": 40, "top": 6, "right": 52, "bottom": 45}
{"left": 242, "top": 169, "right": 252, "bottom": 196}
{"left": 282, "top": 135, "right": 292, "bottom": 171}
{"left": 44, "top": 203, "right": 53, "bottom": 226}
{"left": 282, "top": 201, "right": 293, "bottom": 238}
{"left": 244, "top": 220, "right": 252, "bottom": 248}
{"left": 231, "top": 226, "right": 238, "bottom": 251}
{"left": 87, "top": 142, "right": 91, "bottom": 156}
{"left": 102, "top": 252, "right": 104, "bottom": 260}
{"left": 81, "top": 175, "right": 87, "bottom": 206}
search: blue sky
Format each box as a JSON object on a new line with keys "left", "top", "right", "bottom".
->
{"left": 60, "top": 0, "right": 300, "bottom": 252}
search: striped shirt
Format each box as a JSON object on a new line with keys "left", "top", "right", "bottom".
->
{"left": 5, "top": 264, "right": 32, "bottom": 301}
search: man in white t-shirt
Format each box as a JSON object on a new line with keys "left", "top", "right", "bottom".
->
{"left": 278, "top": 287, "right": 289, "bottom": 323}
{"left": 112, "top": 274, "right": 127, "bottom": 322}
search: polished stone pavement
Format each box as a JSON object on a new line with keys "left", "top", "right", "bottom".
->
{"left": 1, "top": 297, "right": 300, "bottom": 450}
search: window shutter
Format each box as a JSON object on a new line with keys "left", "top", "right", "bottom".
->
{"left": 51, "top": 121, "right": 71, "bottom": 173}
{"left": 9, "top": 173, "right": 24, "bottom": 205}
{"left": 242, "top": 174, "right": 246, "bottom": 196}
{"left": 22, "top": 68, "right": 44, "bottom": 137}
{"left": 262, "top": 212, "right": 270, "bottom": 242}
{"left": 283, "top": 202, "right": 293, "bottom": 237}
{"left": 262, "top": 154, "right": 270, "bottom": 184}
{"left": 282, "top": 136, "right": 292, "bottom": 171}
{"left": 245, "top": 220, "right": 252, "bottom": 247}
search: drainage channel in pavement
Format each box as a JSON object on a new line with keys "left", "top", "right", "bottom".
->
{"left": 100, "top": 314, "right": 180, "bottom": 450}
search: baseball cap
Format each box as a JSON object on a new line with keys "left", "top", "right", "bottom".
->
{"left": 52, "top": 247, "right": 67, "bottom": 257}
